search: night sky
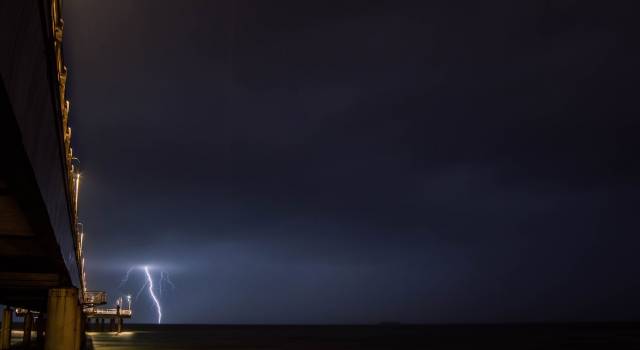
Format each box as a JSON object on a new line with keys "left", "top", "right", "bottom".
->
{"left": 62, "top": 1, "right": 640, "bottom": 324}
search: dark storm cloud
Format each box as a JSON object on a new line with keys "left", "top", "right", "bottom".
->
{"left": 63, "top": 1, "right": 640, "bottom": 323}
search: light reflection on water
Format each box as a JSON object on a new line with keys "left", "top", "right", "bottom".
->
{"left": 87, "top": 325, "right": 431, "bottom": 350}
{"left": 88, "top": 328, "right": 260, "bottom": 350}
{"left": 88, "top": 326, "right": 382, "bottom": 350}
{"left": 67, "top": 324, "right": 640, "bottom": 350}
{"left": 89, "top": 330, "right": 187, "bottom": 350}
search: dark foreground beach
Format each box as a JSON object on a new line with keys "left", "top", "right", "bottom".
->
{"left": 86, "top": 323, "right": 640, "bottom": 349}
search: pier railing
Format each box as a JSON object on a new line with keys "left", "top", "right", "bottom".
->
{"left": 50, "top": 0, "right": 86, "bottom": 295}
{"left": 14, "top": 308, "right": 40, "bottom": 317}
{"left": 82, "top": 291, "right": 107, "bottom": 306}
{"left": 84, "top": 307, "right": 132, "bottom": 318}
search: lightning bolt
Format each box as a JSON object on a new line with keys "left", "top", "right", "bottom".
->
{"left": 133, "top": 280, "right": 149, "bottom": 302}
{"left": 144, "top": 265, "right": 162, "bottom": 324}
{"left": 119, "top": 265, "right": 173, "bottom": 323}
{"left": 164, "top": 272, "right": 176, "bottom": 290}
{"left": 119, "top": 266, "right": 135, "bottom": 289}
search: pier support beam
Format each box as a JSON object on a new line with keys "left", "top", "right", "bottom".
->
{"left": 116, "top": 305, "right": 122, "bottom": 333}
{"left": 44, "top": 288, "right": 81, "bottom": 350}
{"left": 0, "top": 307, "right": 12, "bottom": 350}
{"left": 100, "top": 318, "right": 104, "bottom": 332}
{"left": 74, "top": 307, "right": 81, "bottom": 346}
{"left": 23, "top": 311, "right": 33, "bottom": 346}
{"left": 36, "top": 315, "right": 45, "bottom": 341}
{"left": 109, "top": 318, "right": 115, "bottom": 332}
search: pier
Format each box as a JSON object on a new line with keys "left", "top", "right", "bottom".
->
{"left": 85, "top": 307, "right": 133, "bottom": 333}
{"left": 0, "top": 0, "right": 130, "bottom": 348}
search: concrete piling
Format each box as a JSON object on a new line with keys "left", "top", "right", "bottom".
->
{"left": 23, "top": 311, "right": 33, "bottom": 346}
{"left": 44, "top": 288, "right": 81, "bottom": 350}
{"left": 0, "top": 307, "right": 12, "bottom": 350}
{"left": 74, "top": 307, "right": 82, "bottom": 349}
{"left": 116, "top": 305, "right": 122, "bottom": 333}
{"left": 36, "top": 314, "right": 45, "bottom": 341}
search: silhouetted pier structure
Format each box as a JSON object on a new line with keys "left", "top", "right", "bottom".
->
{"left": 15, "top": 294, "right": 134, "bottom": 335}
{"left": 0, "top": 0, "right": 128, "bottom": 349}
{"left": 85, "top": 307, "right": 133, "bottom": 333}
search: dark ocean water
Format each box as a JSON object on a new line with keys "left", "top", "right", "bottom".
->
{"left": 86, "top": 323, "right": 640, "bottom": 349}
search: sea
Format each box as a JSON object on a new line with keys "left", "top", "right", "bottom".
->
{"left": 86, "top": 323, "right": 640, "bottom": 349}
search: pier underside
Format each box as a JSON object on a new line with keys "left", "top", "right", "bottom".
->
{"left": 0, "top": 65, "right": 73, "bottom": 312}
{"left": 0, "top": 0, "right": 81, "bottom": 311}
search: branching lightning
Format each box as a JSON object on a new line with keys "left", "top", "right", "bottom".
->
{"left": 118, "top": 265, "right": 175, "bottom": 324}
{"left": 164, "top": 273, "right": 176, "bottom": 290}
{"left": 144, "top": 266, "right": 162, "bottom": 324}
{"left": 133, "top": 280, "right": 149, "bottom": 302}
{"left": 159, "top": 271, "right": 164, "bottom": 297}
{"left": 119, "top": 266, "right": 135, "bottom": 289}
{"left": 158, "top": 271, "right": 176, "bottom": 297}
